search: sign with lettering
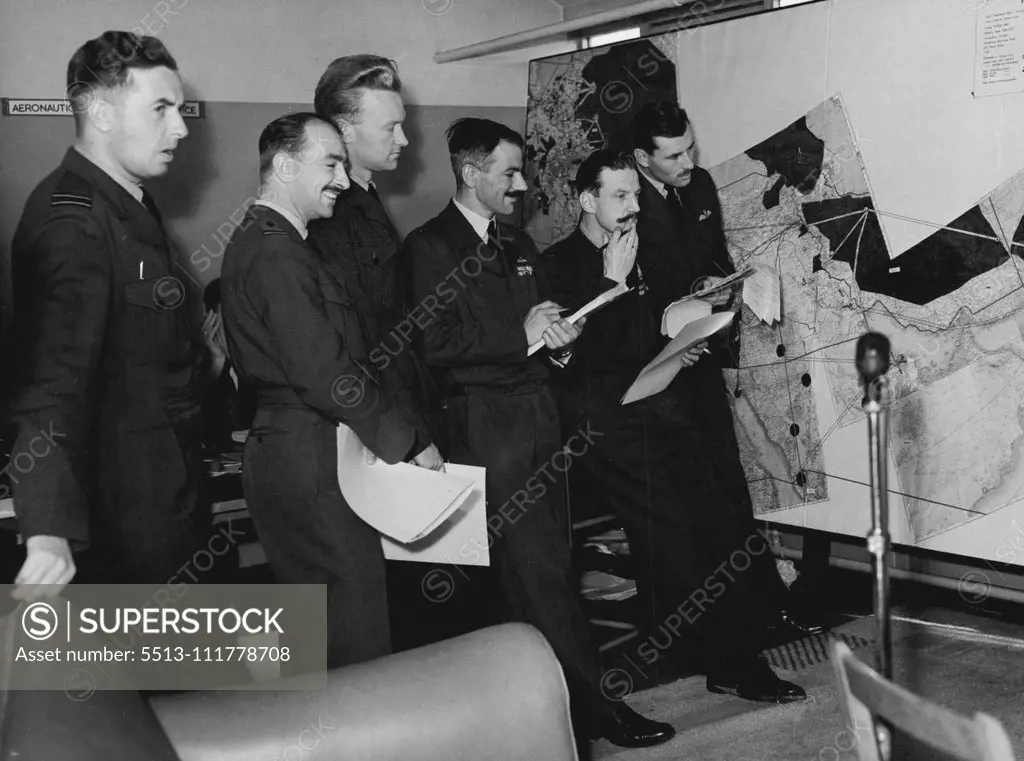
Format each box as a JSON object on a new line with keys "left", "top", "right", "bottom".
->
{"left": 2, "top": 99, "right": 204, "bottom": 118}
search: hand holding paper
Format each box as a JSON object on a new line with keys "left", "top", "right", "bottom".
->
{"left": 527, "top": 281, "right": 630, "bottom": 356}
{"left": 335, "top": 425, "right": 476, "bottom": 545}
{"left": 621, "top": 311, "right": 737, "bottom": 405}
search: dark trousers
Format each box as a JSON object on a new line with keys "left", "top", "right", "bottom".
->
{"left": 80, "top": 418, "right": 214, "bottom": 585}
{"left": 559, "top": 374, "right": 769, "bottom": 675}
{"left": 243, "top": 406, "right": 391, "bottom": 670}
{"left": 443, "top": 385, "right": 616, "bottom": 724}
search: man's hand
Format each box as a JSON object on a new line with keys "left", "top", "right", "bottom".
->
{"left": 542, "top": 319, "right": 582, "bottom": 351}
{"left": 603, "top": 227, "right": 638, "bottom": 284}
{"left": 412, "top": 443, "right": 445, "bottom": 472}
{"left": 524, "top": 301, "right": 564, "bottom": 345}
{"left": 678, "top": 340, "right": 709, "bottom": 368}
{"left": 12, "top": 535, "right": 76, "bottom": 601}
{"left": 694, "top": 276, "right": 732, "bottom": 308}
{"left": 202, "top": 309, "right": 229, "bottom": 377}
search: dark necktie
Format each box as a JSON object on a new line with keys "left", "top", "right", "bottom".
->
{"left": 141, "top": 189, "right": 163, "bottom": 225}
{"left": 366, "top": 182, "right": 380, "bottom": 202}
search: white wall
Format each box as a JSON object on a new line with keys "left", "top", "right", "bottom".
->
{"left": 676, "top": 0, "right": 1024, "bottom": 256}
{"left": 0, "top": 0, "right": 565, "bottom": 106}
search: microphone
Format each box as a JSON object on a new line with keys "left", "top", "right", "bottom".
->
{"left": 856, "top": 332, "right": 890, "bottom": 403}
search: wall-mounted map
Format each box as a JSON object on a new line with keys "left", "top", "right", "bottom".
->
{"left": 525, "top": 30, "right": 1024, "bottom": 563}
{"left": 718, "top": 94, "right": 1024, "bottom": 550}
{"left": 523, "top": 37, "right": 677, "bottom": 249}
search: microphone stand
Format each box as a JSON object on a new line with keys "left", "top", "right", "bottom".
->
{"left": 856, "top": 333, "right": 892, "bottom": 681}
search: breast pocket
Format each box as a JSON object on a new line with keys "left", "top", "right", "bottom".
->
{"left": 320, "top": 279, "right": 371, "bottom": 357}
{"left": 121, "top": 276, "right": 183, "bottom": 365}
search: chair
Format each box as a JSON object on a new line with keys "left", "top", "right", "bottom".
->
{"left": 830, "top": 640, "right": 1016, "bottom": 761}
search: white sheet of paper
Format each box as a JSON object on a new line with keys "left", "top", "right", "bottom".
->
{"left": 742, "top": 264, "right": 781, "bottom": 325}
{"left": 973, "top": 0, "right": 1024, "bottom": 98}
{"left": 621, "top": 311, "right": 737, "bottom": 405}
{"left": 0, "top": 498, "right": 13, "bottom": 520}
{"left": 381, "top": 463, "right": 488, "bottom": 566}
{"left": 336, "top": 424, "right": 476, "bottom": 544}
{"left": 661, "top": 298, "right": 712, "bottom": 338}
{"left": 527, "top": 281, "right": 631, "bottom": 356}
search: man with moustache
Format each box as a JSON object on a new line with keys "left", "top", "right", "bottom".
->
{"left": 407, "top": 118, "right": 675, "bottom": 748}
{"left": 539, "top": 149, "right": 805, "bottom": 703}
{"left": 5, "top": 31, "right": 207, "bottom": 596}
{"left": 221, "top": 113, "right": 431, "bottom": 667}
{"left": 631, "top": 102, "right": 823, "bottom": 651}
{"left": 310, "top": 55, "right": 441, "bottom": 470}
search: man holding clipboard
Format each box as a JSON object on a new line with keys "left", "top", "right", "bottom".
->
{"left": 540, "top": 149, "right": 805, "bottom": 704}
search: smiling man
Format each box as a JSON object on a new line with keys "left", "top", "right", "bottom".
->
{"left": 6, "top": 32, "right": 209, "bottom": 597}
{"left": 220, "top": 113, "right": 430, "bottom": 668}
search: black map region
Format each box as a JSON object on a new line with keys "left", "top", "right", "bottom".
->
{"left": 803, "top": 196, "right": 887, "bottom": 290}
{"left": 806, "top": 197, "right": 1009, "bottom": 305}
{"left": 577, "top": 40, "right": 677, "bottom": 154}
{"left": 746, "top": 117, "right": 825, "bottom": 208}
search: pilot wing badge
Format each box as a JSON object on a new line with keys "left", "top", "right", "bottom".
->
{"left": 516, "top": 255, "right": 533, "bottom": 277}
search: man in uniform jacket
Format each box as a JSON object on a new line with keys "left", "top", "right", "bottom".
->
{"left": 309, "top": 55, "right": 442, "bottom": 469}
{"left": 632, "top": 101, "right": 823, "bottom": 648}
{"left": 407, "top": 118, "right": 675, "bottom": 749}
{"left": 6, "top": 32, "right": 208, "bottom": 595}
{"left": 540, "top": 149, "right": 805, "bottom": 704}
{"left": 221, "top": 113, "right": 431, "bottom": 669}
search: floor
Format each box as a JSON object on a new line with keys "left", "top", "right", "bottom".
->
{"left": 587, "top": 586, "right": 1024, "bottom": 760}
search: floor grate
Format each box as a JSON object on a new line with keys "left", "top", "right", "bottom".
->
{"left": 763, "top": 630, "right": 873, "bottom": 672}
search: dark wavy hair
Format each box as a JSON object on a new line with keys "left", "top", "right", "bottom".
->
{"left": 574, "top": 149, "right": 636, "bottom": 196}
{"left": 66, "top": 31, "right": 178, "bottom": 135}
{"left": 314, "top": 54, "right": 401, "bottom": 125}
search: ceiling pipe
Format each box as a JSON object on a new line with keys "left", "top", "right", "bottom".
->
{"left": 433, "top": 0, "right": 772, "bottom": 63}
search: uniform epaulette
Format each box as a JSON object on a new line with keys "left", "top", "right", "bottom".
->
{"left": 49, "top": 172, "right": 94, "bottom": 210}
{"left": 260, "top": 217, "right": 290, "bottom": 237}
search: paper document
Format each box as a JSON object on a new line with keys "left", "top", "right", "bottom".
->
{"left": 743, "top": 264, "right": 781, "bottom": 325}
{"left": 973, "top": 0, "right": 1024, "bottom": 98}
{"left": 621, "top": 311, "right": 737, "bottom": 405}
{"left": 0, "top": 499, "right": 13, "bottom": 520}
{"left": 661, "top": 298, "right": 712, "bottom": 338}
{"left": 672, "top": 266, "right": 756, "bottom": 305}
{"left": 527, "top": 281, "right": 631, "bottom": 356}
{"left": 336, "top": 425, "right": 476, "bottom": 544}
{"left": 381, "top": 463, "right": 488, "bottom": 566}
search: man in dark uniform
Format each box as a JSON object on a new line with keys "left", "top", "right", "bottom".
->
{"left": 407, "top": 118, "right": 674, "bottom": 749}
{"left": 540, "top": 149, "right": 805, "bottom": 703}
{"left": 221, "top": 113, "right": 431, "bottom": 668}
{"left": 6, "top": 32, "right": 209, "bottom": 597}
{"left": 630, "top": 103, "right": 824, "bottom": 641}
{"left": 309, "top": 55, "right": 441, "bottom": 468}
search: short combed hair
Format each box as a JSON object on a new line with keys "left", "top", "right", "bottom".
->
{"left": 575, "top": 150, "right": 636, "bottom": 196}
{"left": 66, "top": 31, "right": 178, "bottom": 134}
{"left": 630, "top": 101, "right": 690, "bottom": 155}
{"left": 446, "top": 118, "right": 524, "bottom": 188}
{"left": 257, "top": 112, "right": 334, "bottom": 181}
{"left": 314, "top": 55, "right": 401, "bottom": 124}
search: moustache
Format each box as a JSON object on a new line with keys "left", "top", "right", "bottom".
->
{"left": 617, "top": 214, "right": 637, "bottom": 224}
{"left": 505, "top": 190, "right": 525, "bottom": 198}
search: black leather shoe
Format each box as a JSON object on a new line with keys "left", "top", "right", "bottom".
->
{"left": 767, "top": 609, "right": 826, "bottom": 638}
{"left": 707, "top": 660, "right": 806, "bottom": 703}
{"left": 600, "top": 704, "right": 676, "bottom": 748}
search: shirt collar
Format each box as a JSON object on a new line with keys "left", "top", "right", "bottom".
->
{"left": 71, "top": 145, "right": 144, "bottom": 202}
{"left": 452, "top": 197, "right": 493, "bottom": 242}
{"left": 349, "top": 172, "right": 374, "bottom": 193}
{"left": 254, "top": 199, "right": 308, "bottom": 239}
{"left": 639, "top": 169, "right": 669, "bottom": 199}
